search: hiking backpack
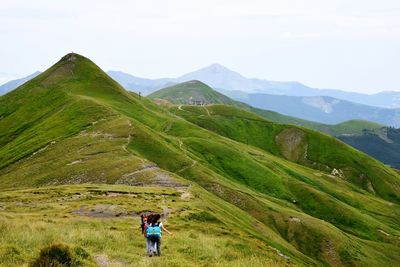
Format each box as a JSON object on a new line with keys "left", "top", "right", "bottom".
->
{"left": 146, "top": 223, "right": 161, "bottom": 238}
{"left": 141, "top": 215, "right": 148, "bottom": 234}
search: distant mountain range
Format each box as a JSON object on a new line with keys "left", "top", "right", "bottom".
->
{"left": 106, "top": 70, "right": 174, "bottom": 96}
{"left": 0, "top": 71, "right": 41, "bottom": 95}
{"left": 107, "top": 64, "right": 400, "bottom": 108}
{"left": 2, "top": 65, "right": 400, "bottom": 108}
{"left": 2, "top": 65, "right": 400, "bottom": 126}
{"left": 217, "top": 90, "right": 400, "bottom": 127}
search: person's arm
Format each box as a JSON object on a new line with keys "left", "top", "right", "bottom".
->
{"left": 162, "top": 225, "right": 173, "bottom": 235}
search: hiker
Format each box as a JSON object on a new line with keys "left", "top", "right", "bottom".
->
{"left": 140, "top": 214, "right": 147, "bottom": 234}
{"left": 142, "top": 213, "right": 154, "bottom": 256}
{"left": 146, "top": 213, "right": 172, "bottom": 256}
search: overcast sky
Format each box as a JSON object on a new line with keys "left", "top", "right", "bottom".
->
{"left": 1, "top": 0, "right": 400, "bottom": 93}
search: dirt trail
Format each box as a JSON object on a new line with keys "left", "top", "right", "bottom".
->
{"left": 121, "top": 164, "right": 160, "bottom": 177}
{"left": 176, "top": 138, "right": 197, "bottom": 173}
{"left": 178, "top": 139, "right": 183, "bottom": 149}
{"left": 203, "top": 106, "right": 210, "bottom": 116}
{"left": 122, "top": 134, "right": 132, "bottom": 154}
{"left": 176, "top": 160, "right": 197, "bottom": 174}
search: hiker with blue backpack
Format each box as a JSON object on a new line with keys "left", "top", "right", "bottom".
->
{"left": 145, "top": 213, "right": 172, "bottom": 256}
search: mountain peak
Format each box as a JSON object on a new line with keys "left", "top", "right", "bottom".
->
{"left": 20, "top": 53, "right": 128, "bottom": 98}
{"left": 206, "top": 63, "right": 229, "bottom": 71}
{"left": 177, "top": 63, "right": 246, "bottom": 88}
{"left": 60, "top": 53, "right": 86, "bottom": 63}
{"left": 148, "top": 80, "right": 237, "bottom": 106}
{"left": 200, "top": 63, "right": 239, "bottom": 75}
{"left": 182, "top": 80, "right": 209, "bottom": 87}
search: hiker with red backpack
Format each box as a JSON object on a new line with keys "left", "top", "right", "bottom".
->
{"left": 141, "top": 213, "right": 154, "bottom": 256}
{"left": 145, "top": 213, "right": 172, "bottom": 256}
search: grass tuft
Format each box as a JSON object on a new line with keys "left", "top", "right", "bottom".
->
{"left": 30, "top": 243, "right": 81, "bottom": 267}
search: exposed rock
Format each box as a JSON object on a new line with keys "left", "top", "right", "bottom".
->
{"left": 64, "top": 53, "right": 78, "bottom": 62}
{"left": 95, "top": 255, "right": 110, "bottom": 267}
{"left": 180, "top": 191, "right": 191, "bottom": 200}
{"left": 367, "top": 181, "right": 376, "bottom": 194}
{"left": 72, "top": 204, "right": 137, "bottom": 218}
{"left": 378, "top": 229, "right": 390, "bottom": 236}
{"left": 288, "top": 217, "right": 301, "bottom": 223}
{"left": 321, "top": 240, "right": 343, "bottom": 267}
{"left": 269, "top": 246, "right": 290, "bottom": 261}
{"left": 67, "top": 159, "right": 83, "bottom": 166}
{"left": 331, "top": 168, "right": 344, "bottom": 178}
{"left": 276, "top": 128, "right": 307, "bottom": 161}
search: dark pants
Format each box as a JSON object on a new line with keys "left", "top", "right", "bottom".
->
{"left": 149, "top": 236, "right": 161, "bottom": 256}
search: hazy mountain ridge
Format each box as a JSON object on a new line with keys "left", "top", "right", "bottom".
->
{"left": 0, "top": 71, "right": 41, "bottom": 95}
{"left": 220, "top": 91, "right": 400, "bottom": 127}
{"left": 107, "top": 64, "right": 400, "bottom": 108}
{"left": 2, "top": 64, "right": 400, "bottom": 109}
{"left": 338, "top": 127, "right": 400, "bottom": 169}
{"left": 107, "top": 70, "right": 175, "bottom": 96}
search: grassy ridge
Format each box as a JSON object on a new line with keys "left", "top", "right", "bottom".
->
{"left": 148, "top": 80, "right": 238, "bottom": 106}
{"left": 148, "top": 80, "right": 383, "bottom": 136}
{"left": 1, "top": 53, "right": 400, "bottom": 266}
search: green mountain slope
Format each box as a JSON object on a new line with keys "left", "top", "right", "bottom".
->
{"left": 149, "top": 81, "right": 383, "bottom": 136}
{"left": 149, "top": 80, "right": 394, "bottom": 170}
{"left": 1, "top": 54, "right": 400, "bottom": 267}
{"left": 169, "top": 104, "right": 400, "bottom": 202}
{"left": 338, "top": 127, "right": 400, "bottom": 169}
{"left": 318, "top": 120, "right": 383, "bottom": 136}
{"left": 148, "top": 80, "right": 238, "bottom": 105}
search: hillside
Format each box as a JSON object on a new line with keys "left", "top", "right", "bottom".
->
{"left": 338, "top": 127, "right": 400, "bottom": 169}
{"left": 149, "top": 81, "right": 400, "bottom": 169}
{"left": 1, "top": 53, "right": 400, "bottom": 267}
{"left": 150, "top": 81, "right": 385, "bottom": 136}
{"left": 220, "top": 92, "right": 400, "bottom": 127}
{"left": 148, "top": 80, "right": 239, "bottom": 106}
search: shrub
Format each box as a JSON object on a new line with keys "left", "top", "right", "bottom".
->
{"left": 30, "top": 243, "right": 81, "bottom": 267}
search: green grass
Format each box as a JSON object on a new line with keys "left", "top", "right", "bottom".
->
{"left": 1, "top": 53, "right": 400, "bottom": 266}
{"left": 171, "top": 104, "right": 400, "bottom": 202}
{"left": 0, "top": 185, "right": 289, "bottom": 267}
{"left": 148, "top": 80, "right": 238, "bottom": 106}
{"left": 149, "top": 80, "right": 383, "bottom": 137}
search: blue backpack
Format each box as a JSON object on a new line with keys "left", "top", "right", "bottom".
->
{"left": 146, "top": 223, "right": 161, "bottom": 238}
